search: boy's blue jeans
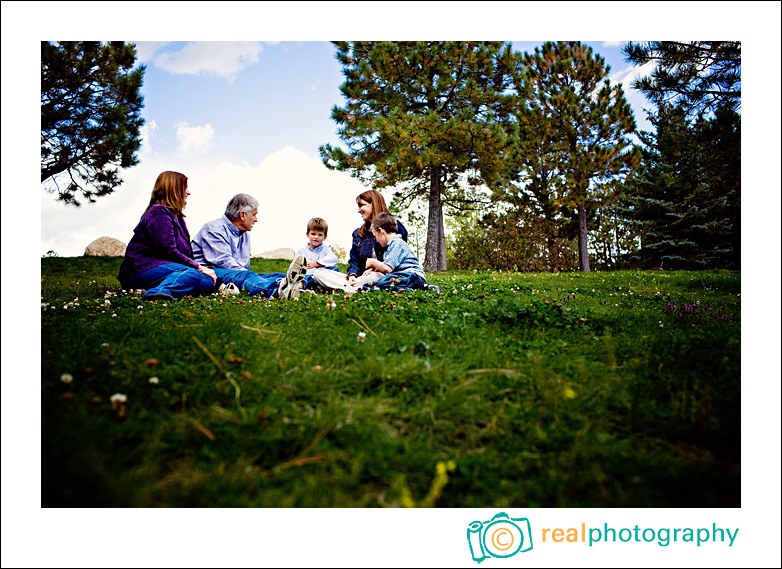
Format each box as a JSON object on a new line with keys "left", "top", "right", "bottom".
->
{"left": 122, "top": 263, "right": 215, "bottom": 299}
{"left": 214, "top": 268, "right": 285, "bottom": 298}
{"left": 360, "top": 272, "right": 428, "bottom": 292}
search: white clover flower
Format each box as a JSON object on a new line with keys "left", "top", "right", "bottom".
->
{"left": 112, "top": 313, "right": 118, "bottom": 318}
{"left": 149, "top": 376, "right": 159, "bottom": 385}
{"left": 137, "top": 305, "right": 143, "bottom": 310}
{"left": 357, "top": 331, "right": 366, "bottom": 343}
{"left": 104, "top": 300, "right": 111, "bottom": 308}
{"left": 60, "top": 373, "right": 73, "bottom": 384}
{"left": 110, "top": 393, "right": 127, "bottom": 410}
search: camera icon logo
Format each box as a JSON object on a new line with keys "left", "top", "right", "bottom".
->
{"left": 467, "top": 512, "right": 533, "bottom": 563}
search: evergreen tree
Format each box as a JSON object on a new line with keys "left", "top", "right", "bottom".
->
{"left": 319, "top": 41, "right": 516, "bottom": 271}
{"left": 518, "top": 41, "right": 639, "bottom": 272}
{"left": 41, "top": 41, "right": 145, "bottom": 206}
{"left": 622, "top": 41, "right": 741, "bottom": 117}
{"left": 495, "top": 55, "right": 573, "bottom": 270}
{"left": 624, "top": 105, "right": 740, "bottom": 269}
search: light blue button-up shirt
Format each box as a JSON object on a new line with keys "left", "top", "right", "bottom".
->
{"left": 381, "top": 235, "right": 425, "bottom": 279}
{"left": 191, "top": 215, "right": 251, "bottom": 270}
{"left": 296, "top": 242, "right": 340, "bottom": 275}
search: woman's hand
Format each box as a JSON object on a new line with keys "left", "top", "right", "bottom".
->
{"left": 198, "top": 265, "right": 217, "bottom": 284}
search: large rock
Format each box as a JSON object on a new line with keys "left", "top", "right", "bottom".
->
{"left": 85, "top": 236, "right": 127, "bottom": 257}
{"left": 254, "top": 247, "right": 295, "bottom": 260}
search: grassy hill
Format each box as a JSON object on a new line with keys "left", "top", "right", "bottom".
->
{"left": 41, "top": 257, "right": 740, "bottom": 507}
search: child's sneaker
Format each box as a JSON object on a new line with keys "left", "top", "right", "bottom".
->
{"left": 219, "top": 282, "right": 240, "bottom": 296}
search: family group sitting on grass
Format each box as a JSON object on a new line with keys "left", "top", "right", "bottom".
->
{"left": 117, "top": 170, "right": 438, "bottom": 302}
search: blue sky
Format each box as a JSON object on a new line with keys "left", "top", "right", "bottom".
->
{"left": 2, "top": 2, "right": 781, "bottom": 567}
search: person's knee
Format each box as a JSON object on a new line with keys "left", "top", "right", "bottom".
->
{"left": 199, "top": 273, "right": 217, "bottom": 289}
{"left": 184, "top": 270, "right": 216, "bottom": 294}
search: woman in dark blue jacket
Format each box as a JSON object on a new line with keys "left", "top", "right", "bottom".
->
{"left": 312, "top": 189, "right": 407, "bottom": 293}
{"left": 347, "top": 190, "right": 408, "bottom": 284}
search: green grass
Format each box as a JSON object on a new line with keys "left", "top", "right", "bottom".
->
{"left": 41, "top": 257, "right": 740, "bottom": 507}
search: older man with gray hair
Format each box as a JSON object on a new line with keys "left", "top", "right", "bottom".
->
{"left": 191, "top": 193, "right": 306, "bottom": 299}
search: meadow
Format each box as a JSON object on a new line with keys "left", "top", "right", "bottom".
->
{"left": 40, "top": 257, "right": 740, "bottom": 508}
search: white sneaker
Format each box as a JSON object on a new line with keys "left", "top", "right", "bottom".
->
{"left": 287, "top": 254, "right": 307, "bottom": 284}
{"left": 219, "top": 282, "right": 240, "bottom": 296}
{"left": 277, "top": 279, "right": 301, "bottom": 300}
{"left": 278, "top": 255, "right": 307, "bottom": 299}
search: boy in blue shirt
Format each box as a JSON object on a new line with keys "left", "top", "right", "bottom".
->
{"left": 296, "top": 217, "right": 340, "bottom": 275}
{"left": 362, "top": 212, "right": 429, "bottom": 292}
{"left": 296, "top": 217, "right": 341, "bottom": 292}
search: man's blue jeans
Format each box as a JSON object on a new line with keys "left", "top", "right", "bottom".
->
{"left": 214, "top": 268, "right": 285, "bottom": 298}
{"left": 121, "top": 263, "right": 215, "bottom": 299}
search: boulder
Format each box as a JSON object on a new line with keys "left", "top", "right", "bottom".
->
{"left": 254, "top": 247, "right": 295, "bottom": 260}
{"left": 85, "top": 236, "right": 127, "bottom": 257}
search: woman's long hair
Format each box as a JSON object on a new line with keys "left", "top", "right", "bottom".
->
{"left": 356, "top": 189, "right": 390, "bottom": 237}
{"left": 144, "top": 171, "right": 188, "bottom": 216}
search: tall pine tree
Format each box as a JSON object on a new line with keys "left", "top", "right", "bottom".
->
{"left": 518, "top": 42, "right": 639, "bottom": 272}
{"left": 319, "top": 41, "right": 516, "bottom": 271}
{"left": 42, "top": 41, "right": 145, "bottom": 206}
{"left": 623, "top": 41, "right": 740, "bottom": 117}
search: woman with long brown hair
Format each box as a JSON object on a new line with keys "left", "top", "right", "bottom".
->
{"left": 118, "top": 171, "right": 217, "bottom": 300}
{"left": 312, "top": 189, "right": 408, "bottom": 293}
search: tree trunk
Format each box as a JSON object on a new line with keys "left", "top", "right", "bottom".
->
{"left": 577, "top": 202, "right": 590, "bottom": 272}
{"left": 424, "top": 166, "right": 447, "bottom": 271}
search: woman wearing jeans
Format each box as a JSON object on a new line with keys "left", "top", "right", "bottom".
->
{"left": 118, "top": 171, "right": 217, "bottom": 301}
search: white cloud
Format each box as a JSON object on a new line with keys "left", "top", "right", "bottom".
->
{"left": 139, "top": 120, "right": 158, "bottom": 152}
{"left": 601, "top": 41, "right": 625, "bottom": 48}
{"left": 153, "top": 41, "right": 264, "bottom": 82}
{"left": 39, "top": 146, "right": 378, "bottom": 259}
{"left": 133, "top": 41, "right": 172, "bottom": 63}
{"left": 609, "top": 60, "right": 657, "bottom": 93}
{"left": 175, "top": 121, "right": 214, "bottom": 154}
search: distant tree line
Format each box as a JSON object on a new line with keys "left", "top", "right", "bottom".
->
{"left": 322, "top": 41, "right": 740, "bottom": 272}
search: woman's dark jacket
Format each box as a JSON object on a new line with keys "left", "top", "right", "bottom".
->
{"left": 118, "top": 204, "right": 198, "bottom": 282}
{"left": 347, "top": 220, "right": 408, "bottom": 278}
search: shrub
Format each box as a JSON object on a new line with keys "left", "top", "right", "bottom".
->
{"left": 450, "top": 210, "right": 578, "bottom": 272}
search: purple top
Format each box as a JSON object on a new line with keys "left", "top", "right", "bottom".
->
{"left": 118, "top": 204, "right": 199, "bottom": 281}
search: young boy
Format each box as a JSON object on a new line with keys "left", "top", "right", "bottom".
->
{"left": 361, "top": 212, "right": 429, "bottom": 292}
{"left": 296, "top": 217, "right": 340, "bottom": 275}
